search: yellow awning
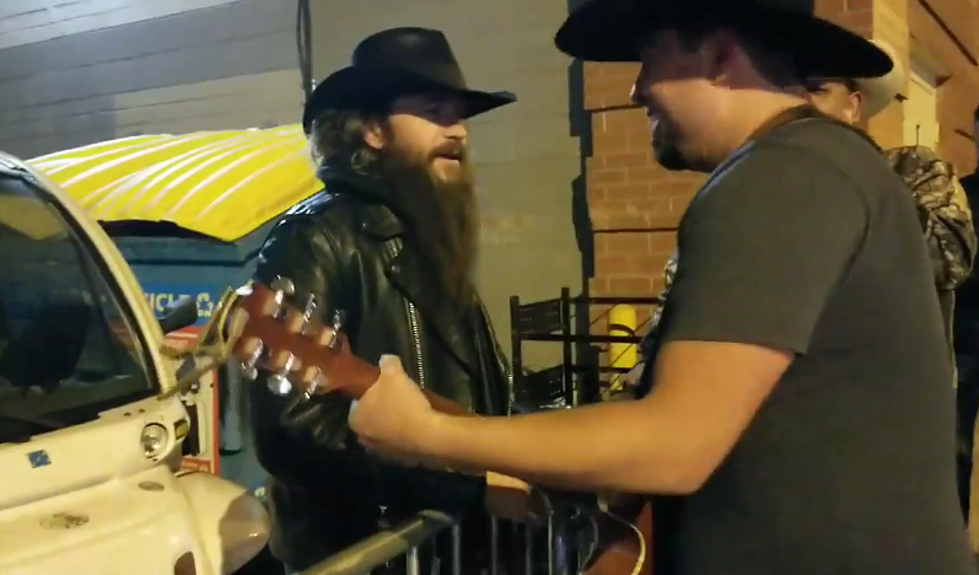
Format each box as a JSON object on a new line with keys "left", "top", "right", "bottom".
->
{"left": 27, "top": 125, "right": 320, "bottom": 242}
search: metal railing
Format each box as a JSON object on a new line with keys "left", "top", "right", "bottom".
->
{"left": 298, "top": 511, "right": 456, "bottom": 575}
{"left": 298, "top": 512, "right": 579, "bottom": 575}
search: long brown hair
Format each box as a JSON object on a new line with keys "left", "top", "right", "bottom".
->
{"left": 308, "top": 107, "right": 383, "bottom": 174}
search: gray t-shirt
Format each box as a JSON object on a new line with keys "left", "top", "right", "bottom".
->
{"left": 650, "top": 118, "right": 974, "bottom": 575}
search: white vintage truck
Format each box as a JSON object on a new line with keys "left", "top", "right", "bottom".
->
{"left": 0, "top": 151, "right": 269, "bottom": 575}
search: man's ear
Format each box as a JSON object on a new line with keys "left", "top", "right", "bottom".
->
{"left": 363, "top": 119, "right": 387, "bottom": 150}
{"left": 847, "top": 91, "right": 864, "bottom": 124}
{"left": 705, "top": 29, "right": 738, "bottom": 84}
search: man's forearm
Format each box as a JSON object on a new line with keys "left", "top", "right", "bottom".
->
{"left": 419, "top": 397, "right": 704, "bottom": 495}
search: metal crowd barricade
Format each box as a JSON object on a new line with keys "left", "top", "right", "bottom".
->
{"left": 297, "top": 512, "right": 577, "bottom": 575}
{"left": 298, "top": 291, "right": 658, "bottom": 575}
{"left": 298, "top": 510, "right": 455, "bottom": 575}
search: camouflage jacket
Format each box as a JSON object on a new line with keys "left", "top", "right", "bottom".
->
{"left": 886, "top": 146, "right": 976, "bottom": 292}
{"left": 638, "top": 145, "right": 977, "bottom": 360}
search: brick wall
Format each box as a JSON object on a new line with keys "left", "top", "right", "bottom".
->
{"left": 583, "top": 62, "right": 703, "bottom": 330}
{"left": 864, "top": 0, "right": 979, "bottom": 172}
{"left": 581, "top": 0, "right": 979, "bottom": 336}
{"left": 907, "top": 0, "right": 979, "bottom": 174}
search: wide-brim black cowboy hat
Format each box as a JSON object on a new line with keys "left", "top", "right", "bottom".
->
{"left": 302, "top": 27, "right": 516, "bottom": 134}
{"left": 554, "top": 0, "right": 892, "bottom": 79}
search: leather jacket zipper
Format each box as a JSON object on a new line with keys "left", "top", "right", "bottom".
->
{"left": 385, "top": 238, "right": 426, "bottom": 389}
{"left": 407, "top": 302, "right": 426, "bottom": 389}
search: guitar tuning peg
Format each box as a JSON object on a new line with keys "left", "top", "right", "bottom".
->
{"left": 267, "top": 352, "right": 298, "bottom": 396}
{"left": 270, "top": 276, "right": 296, "bottom": 317}
{"left": 301, "top": 368, "right": 328, "bottom": 401}
{"left": 300, "top": 295, "right": 317, "bottom": 334}
{"left": 327, "top": 309, "right": 346, "bottom": 349}
{"left": 270, "top": 276, "right": 296, "bottom": 296}
{"left": 240, "top": 340, "right": 265, "bottom": 381}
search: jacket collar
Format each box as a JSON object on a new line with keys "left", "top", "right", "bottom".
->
{"left": 318, "top": 162, "right": 403, "bottom": 239}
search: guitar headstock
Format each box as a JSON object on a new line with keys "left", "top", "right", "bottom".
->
{"left": 225, "top": 277, "right": 379, "bottom": 400}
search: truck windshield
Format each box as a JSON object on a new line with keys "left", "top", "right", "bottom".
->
{"left": 0, "top": 166, "right": 156, "bottom": 444}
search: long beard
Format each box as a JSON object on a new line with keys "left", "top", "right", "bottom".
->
{"left": 375, "top": 148, "right": 479, "bottom": 311}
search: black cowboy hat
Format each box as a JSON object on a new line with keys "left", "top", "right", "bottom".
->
{"left": 302, "top": 27, "right": 517, "bottom": 134}
{"left": 554, "top": 0, "right": 892, "bottom": 79}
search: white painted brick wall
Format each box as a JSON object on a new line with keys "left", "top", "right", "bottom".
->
{"left": 0, "top": 0, "right": 243, "bottom": 49}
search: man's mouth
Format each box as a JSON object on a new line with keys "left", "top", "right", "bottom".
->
{"left": 432, "top": 140, "right": 466, "bottom": 162}
{"left": 434, "top": 150, "right": 464, "bottom": 164}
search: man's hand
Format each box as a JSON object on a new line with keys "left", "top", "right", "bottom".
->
{"left": 348, "top": 355, "right": 439, "bottom": 462}
{"left": 485, "top": 471, "right": 533, "bottom": 522}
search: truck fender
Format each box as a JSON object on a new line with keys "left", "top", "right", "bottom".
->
{"left": 176, "top": 471, "right": 270, "bottom": 575}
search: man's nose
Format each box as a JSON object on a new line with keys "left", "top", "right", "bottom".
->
{"left": 444, "top": 121, "right": 468, "bottom": 142}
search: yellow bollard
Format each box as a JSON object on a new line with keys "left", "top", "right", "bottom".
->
{"left": 608, "top": 305, "right": 638, "bottom": 392}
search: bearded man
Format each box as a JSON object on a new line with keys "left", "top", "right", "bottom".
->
{"left": 247, "top": 27, "right": 522, "bottom": 574}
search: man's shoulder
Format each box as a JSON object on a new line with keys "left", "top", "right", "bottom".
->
{"left": 282, "top": 189, "right": 355, "bottom": 222}
{"left": 274, "top": 189, "right": 366, "bottom": 238}
{"left": 718, "top": 119, "right": 878, "bottom": 192}
{"left": 766, "top": 118, "right": 883, "bottom": 166}
{"left": 753, "top": 119, "right": 904, "bottom": 201}
{"left": 683, "top": 120, "right": 886, "bottom": 234}
{"left": 883, "top": 145, "right": 956, "bottom": 187}
{"left": 882, "top": 146, "right": 972, "bottom": 227}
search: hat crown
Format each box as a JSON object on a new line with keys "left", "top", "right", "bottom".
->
{"left": 556, "top": 0, "right": 890, "bottom": 78}
{"left": 351, "top": 27, "right": 466, "bottom": 85}
{"left": 598, "top": 0, "right": 816, "bottom": 17}
{"left": 301, "top": 27, "right": 515, "bottom": 134}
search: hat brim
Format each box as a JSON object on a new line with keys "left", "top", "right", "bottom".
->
{"left": 302, "top": 67, "right": 517, "bottom": 134}
{"left": 554, "top": 0, "right": 892, "bottom": 79}
{"left": 853, "top": 40, "right": 906, "bottom": 119}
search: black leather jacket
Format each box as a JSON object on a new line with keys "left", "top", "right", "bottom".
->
{"left": 248, "top": 165, "right": 512, "bottom": 570}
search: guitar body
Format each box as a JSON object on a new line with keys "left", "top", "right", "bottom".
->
{"left": 528, "top": 487, "right": 647, "bottom": 575}
{"left": 579, "top": 508, "right": 646, "bottom": 575}
{"left": 582, "top": 500, "right": 652, "bottom": 575}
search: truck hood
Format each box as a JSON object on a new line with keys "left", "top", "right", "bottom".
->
{"left": 0, "top": 395, "right": 186, "bottom": 512}
{"left": 0, "top": 466, "right": 207, "bottom": 575}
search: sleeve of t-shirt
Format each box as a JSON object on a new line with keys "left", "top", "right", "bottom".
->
{"left": 661, "top": 144, "right": 869, "bottom": 355}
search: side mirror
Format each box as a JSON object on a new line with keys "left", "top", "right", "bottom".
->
{"left": 159, "top": 297, "right": 198, "bottom": 335}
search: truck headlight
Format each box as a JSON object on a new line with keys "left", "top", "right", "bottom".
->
{"left": 140, "top": 423, "right": 170, "bottom": 459}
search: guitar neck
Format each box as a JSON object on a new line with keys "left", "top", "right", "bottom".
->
{"left": 337, "top": 345, "right": 472, "bottom": 417}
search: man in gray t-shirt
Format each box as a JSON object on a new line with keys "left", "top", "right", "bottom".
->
{"left": 643, "top": 113, "right": 971, "bottom": 573}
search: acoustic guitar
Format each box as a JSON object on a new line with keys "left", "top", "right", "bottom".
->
{"left": 217, "top": 278, "right": 650, "bottom": 575}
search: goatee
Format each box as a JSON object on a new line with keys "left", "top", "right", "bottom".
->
{"left": 652, "top": 119, "right": 689, "bottom": 172}
{"left": 375, "top": 145, "right": 479, "bottom": 312}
